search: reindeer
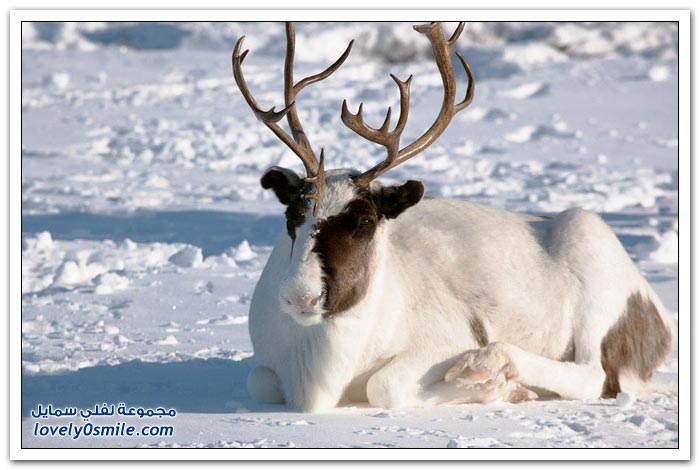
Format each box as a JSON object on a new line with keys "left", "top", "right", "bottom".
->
{"left": 232, "top": 22, "right": 674, "bottom": 411}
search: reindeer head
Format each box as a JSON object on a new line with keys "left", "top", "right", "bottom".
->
{"left": 232, "top": 22, "right": 474, "bottom": 326}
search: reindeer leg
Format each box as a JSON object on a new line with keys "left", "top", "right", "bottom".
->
{"left": 365, "top": 348, "right": 534, "bottom": 408}
{"left": 247, "top": 365, "right": 285, "bottom": 405}
{"left": 442, "top": 343, "right": 538, "bottom": 403}
{"left": 422, "top": 373, "right": 537, "bottom": 405}
{"left": 446, "top": 342, "right": 608, "bottom": 401}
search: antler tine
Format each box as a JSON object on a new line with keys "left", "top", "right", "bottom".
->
{"left": 294, "top": 40, "right": 355, "bottom": 95}
{"left": 379, "top": 107, "right": 392, "bottom": 133}
{"left": 303, "top": 149, "right": 326, "bottom": 216}
{"left": 455, "top": 51, "right": 475, "bottom": 112}
{"left": 284, "top": 22, "right": 354, "bottom": 173}
{"left": 232, "top": 36, "right": 316, "bottom": 173}
{"left": 233, "top": 23, "right": 354, "bottom": 213}
{"left": 447, "top": 22, "right": 465, "bottom": 46}
{"left": 347, "top": 22, "right": 475, "bottom": 186}
{"left": 390, "top": 73, "right": 412, "bottom": 136}
{"left": 342, "top": 74, "right": 412, "bottom": 187}
{"left": 398, "top": 22, "right": 473, "bottom": 160}
{"left": 342, "top": 100, "right": 394, "bottom": 147}
{"left": 232, "top": 37, "right": 294, "bottom": 123}
{"left": 283, "top": 23, "right": 312, "bottom": 157}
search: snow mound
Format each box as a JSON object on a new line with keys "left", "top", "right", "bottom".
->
{"left": 228, "top": 240, "right": 257, "bottom": 262}
{"left": 42, "top": 72, "right": 71, "bottom": 90}
{"left": 169, "top": 246, "right": 203, "bottom": 268}
{"left": 156, "top": 335, "right": 179, "bottom": 345}
{"left": 502, "top": 43, "right": 568, "bottom": 69}
{"left": 52, "top": 260, "right": 104, "bottom": 288}
{"left": 616, "top": 392, "right": 636, "bottom": 409}
{"left": 22, "top": 231, "right": 53, "bottom": 251}
{"left": 504, "top": 124, "right": 575, "bottom": 144}
{"left": 498, "top": 82, "right": 550, "bottom": 100}
{"left": 649, "top": 65, "right": 670, "bottom": 82}
{"left": 649, "top": 231, "right": 678, "bottom": 263}
{"left": 94, "top": 272, "right": 130, "bottom": 295}
{"left": 447, "top": 436, "right": 502, "bottom": 448}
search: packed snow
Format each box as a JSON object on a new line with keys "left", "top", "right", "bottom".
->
{"left": 21, "top": 21, "right": 678, "bottom": 449}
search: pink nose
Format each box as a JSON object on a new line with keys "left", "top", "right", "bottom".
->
{"left": 284, "top": 294, "right": 323, "bottom": 309}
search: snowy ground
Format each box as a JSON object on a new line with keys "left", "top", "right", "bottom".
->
{"left": 21, "top": 21, "right": 678, "bottom": 449}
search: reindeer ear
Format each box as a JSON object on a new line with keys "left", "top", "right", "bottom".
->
{"left": 261, "top": 167, "right": 303, "bottom": 205}
{"left": 371, "top": 180, "right": 424, "bottom": 219}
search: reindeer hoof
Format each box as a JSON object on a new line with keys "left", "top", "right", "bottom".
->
{"left": 445, "top": 366, "right": 491, "bottom": 383}
{"left": 446, "top": 342, "right": 517, "bottom": 384}
{"left": 506, "top": 383, "right": 538, "bottom": 403}
{"left": 445, "top": 343, "right": 535, "bottom": 403}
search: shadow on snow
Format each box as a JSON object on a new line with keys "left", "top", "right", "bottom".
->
{"left": 21, "top": 357, "right": 290, "bottom": 417}
{"left": 22, "top": 210, "right": 284, "bottom": 257}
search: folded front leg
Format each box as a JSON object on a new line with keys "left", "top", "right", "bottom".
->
{"left": 247, "top": 365, "right": 285, "bottom": 404}
{"left": 443, "top": 343, "right": 538, "bottom": 403}
{"left": 446, "top": 342, "right": 607, "bottom": 401}
{"left": 366, "top": 348, "right": 536, "bottom": 409}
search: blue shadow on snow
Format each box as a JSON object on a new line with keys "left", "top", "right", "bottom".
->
{"left": 21, "top": 358, "right": 289, "bottom": 417}
{"left": 22, "top": 210, "right": 284, "bottom": 258}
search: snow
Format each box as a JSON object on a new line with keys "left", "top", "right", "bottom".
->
{"left": 650, "top": 231, "right": 679, "bottom": 264}
{"left": 649, "top": 65, "right": 671, "bottom": 82}
{"left": 616, "top": 392, "right": 636, "bottom": 410}
{"left": 168, "top": 246, "right": 203, "bottom": 268}
{"left": 21, "top": 21, "right": 678, "bottom": 449}
{"left": 94, "top": 272, "right": 130, "bottom": 295}
{"left": 499, "top": 82, "right": 550, "bottom": 100}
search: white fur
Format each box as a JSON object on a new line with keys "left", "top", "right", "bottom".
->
{"left": 247, "top": 171, "right": 673, "bottom": 411}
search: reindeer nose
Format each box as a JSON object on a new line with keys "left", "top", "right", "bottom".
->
{"left": 284, "top": 293, "right": 323, "bottom": 310}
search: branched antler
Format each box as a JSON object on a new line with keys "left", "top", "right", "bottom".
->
{"left": 232, "top": 22, "right": 353, "bottom": 215}
{"left": 341, "top": 74, "right": 412, "bottom": 180}
{"left": 343, "top": 22, "right": 475, "bottom": 187}
{"left": 233, "top": 22, "right": 475, "bottom": 205}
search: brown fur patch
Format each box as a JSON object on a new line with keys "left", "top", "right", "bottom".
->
{"left": 260, "top": 167, "right": 309, "bottom": 244}
{"left": 600, "top": 292, "right": 672, "bottom": 398}
{"left": 371, "top": 180, "right": 424, "bottom": 219}
{"left": 311, "top": 181, "right": 425, "bottom": 317}
{"left": 469, "top": 315, "right": 489, "bottom": 347}
{"left": 285, "top": 198, "right": 308, "bottom": 245}
{"left": 261, "top": 167, "right": 302, "bottom": 205}
{"left": 312, "top": 197, "right": 378, "bottom": 316}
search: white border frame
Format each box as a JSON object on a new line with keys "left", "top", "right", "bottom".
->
{"left": 9, "top": 9, "right": 690, "bottom": 461}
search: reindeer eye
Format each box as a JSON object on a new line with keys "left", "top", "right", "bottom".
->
{"left": 359, "top": 217, "right": 372, "bottom": 226}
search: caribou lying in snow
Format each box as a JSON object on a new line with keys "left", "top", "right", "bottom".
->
{"left": 232, "top": 22, "right": 674, "bottom": 411}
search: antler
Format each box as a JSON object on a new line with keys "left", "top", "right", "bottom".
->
{"left": 232, "top": 22, "right": 353, "bottom": 215}
{"left": 343, "top": 22, "right": 474, "bottom": 187}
